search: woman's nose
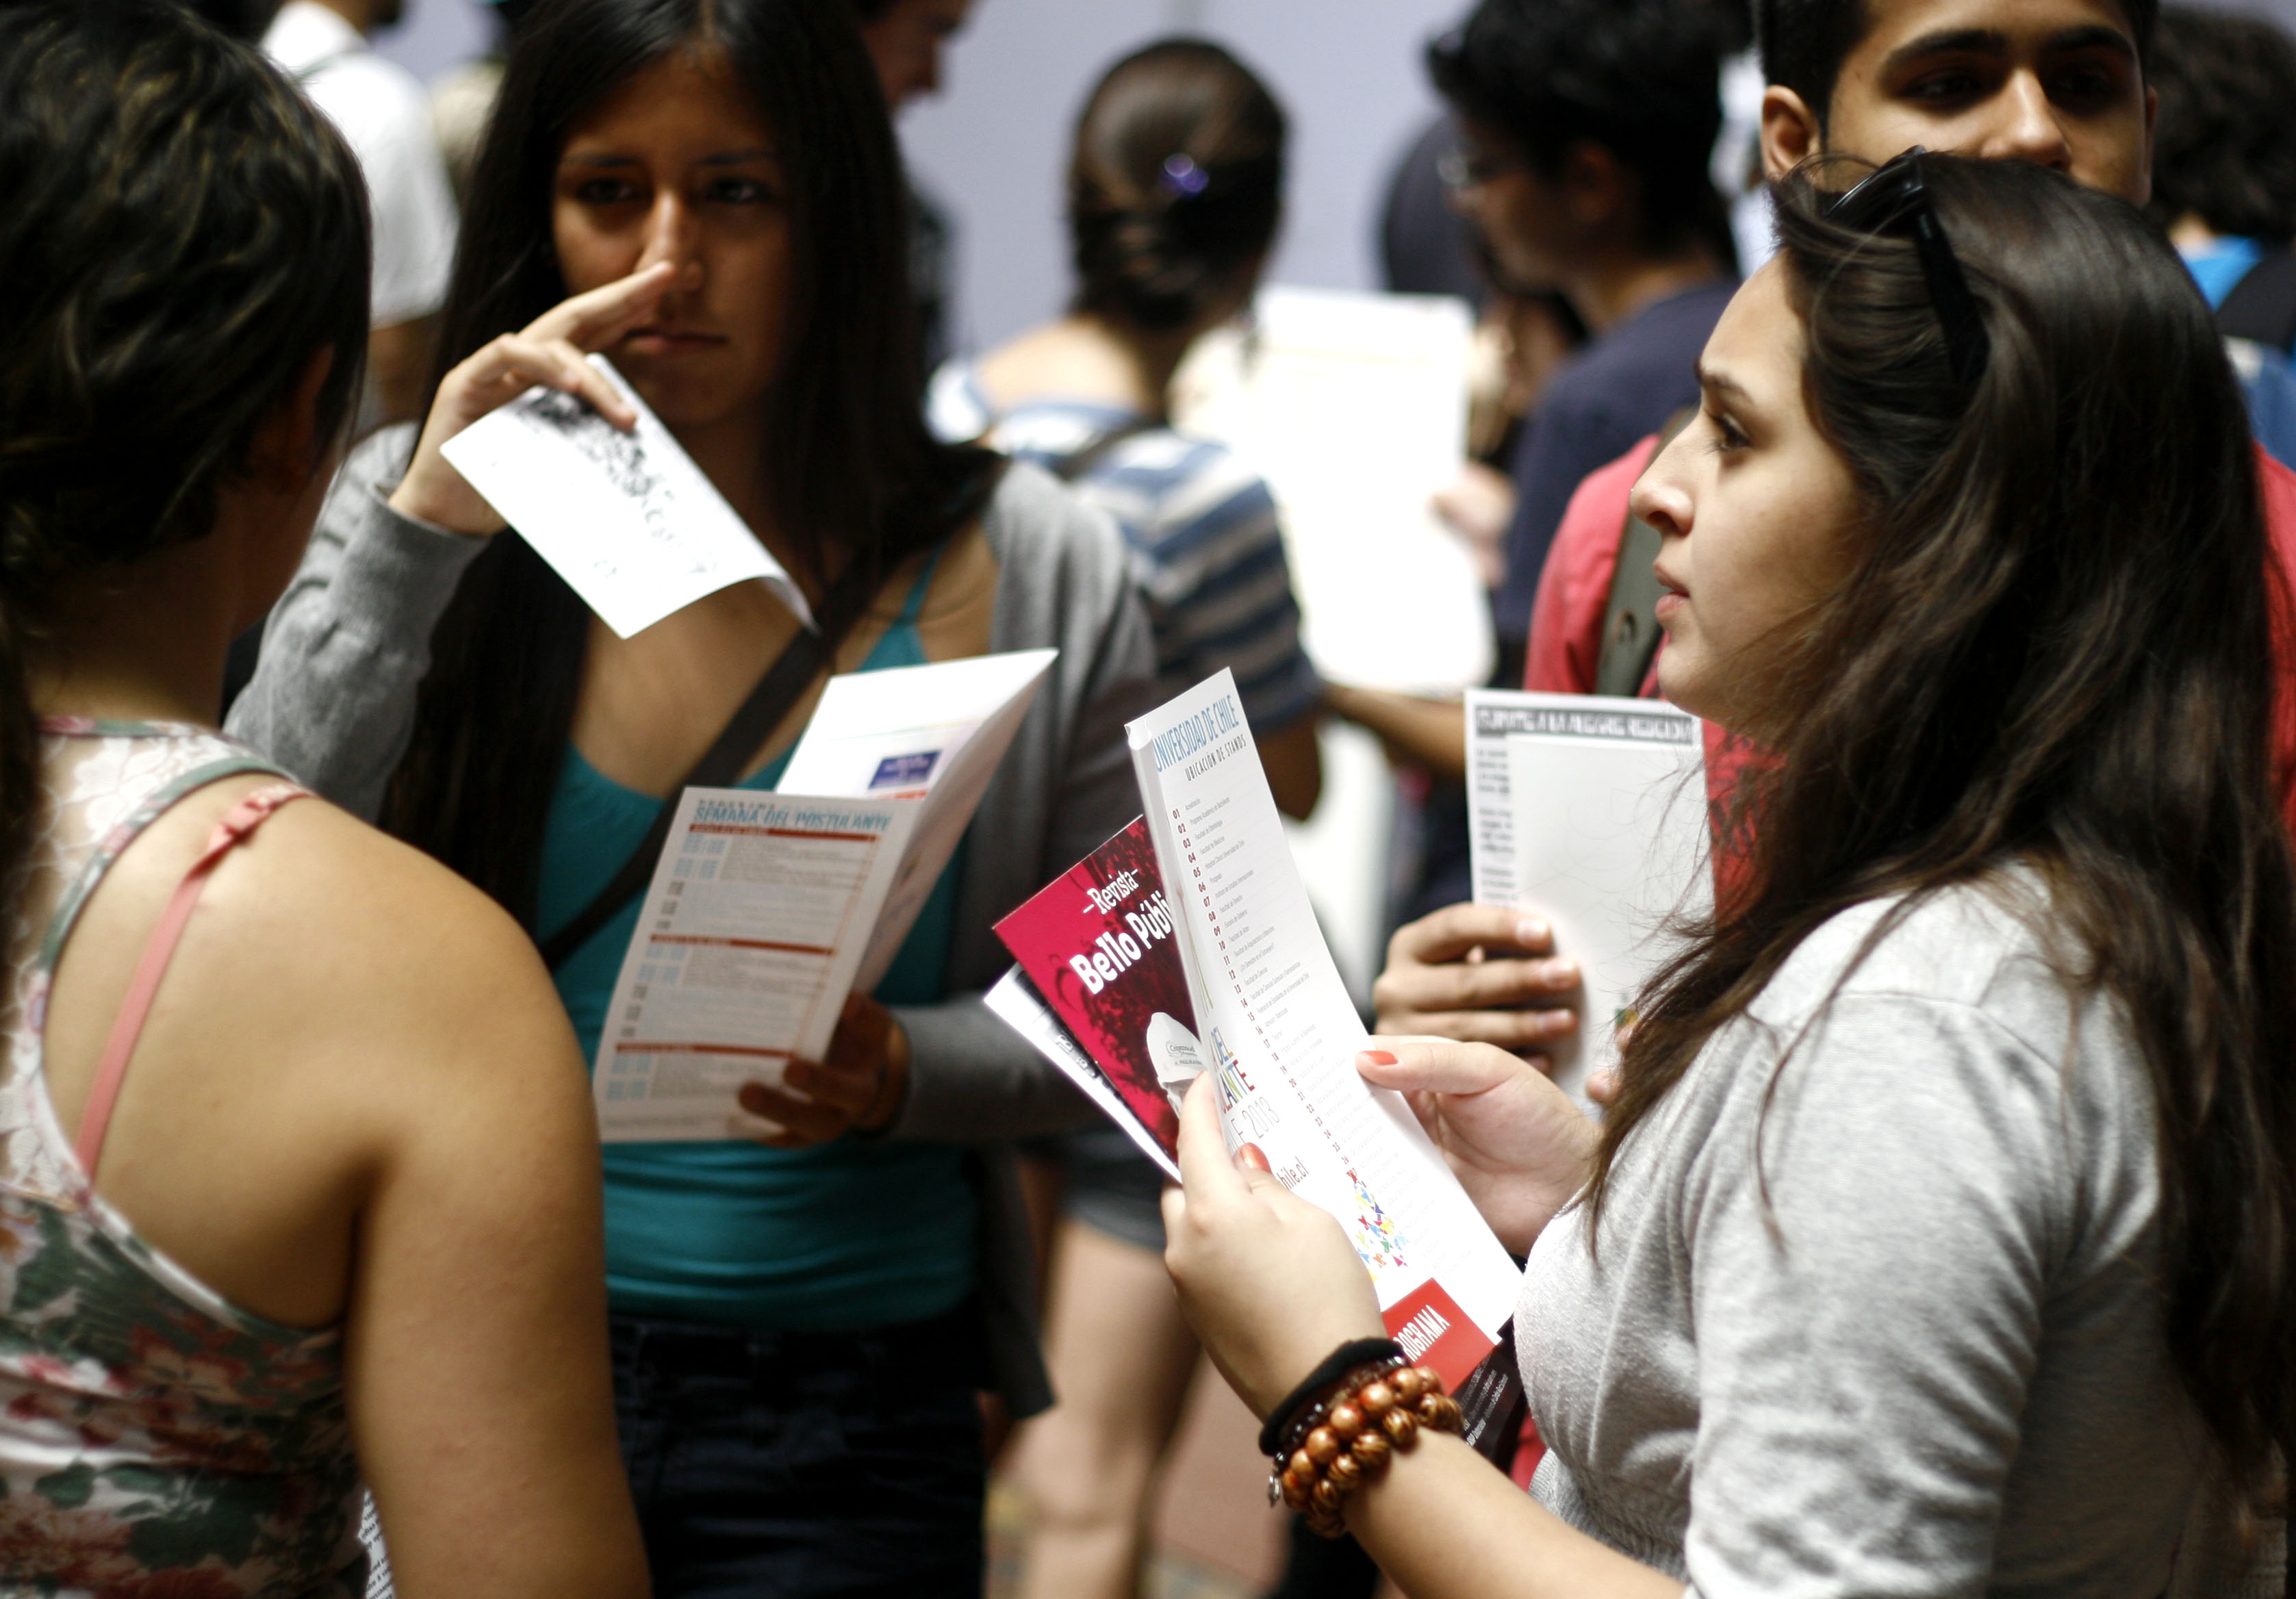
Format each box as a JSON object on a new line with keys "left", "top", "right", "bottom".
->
{"left": 636, "top": 195, "right": 706, "bottom": 293}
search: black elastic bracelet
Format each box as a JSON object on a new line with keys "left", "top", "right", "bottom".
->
{"left": 1255, "top": 1338, "right": 1405, "bottom": 1459}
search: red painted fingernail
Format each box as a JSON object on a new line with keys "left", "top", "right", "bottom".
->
{"left": 1359, "top": 1049, "right": 1399, "bottom": 1066}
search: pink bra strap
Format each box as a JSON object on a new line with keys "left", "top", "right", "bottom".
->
{"left": 73, "top": 782, "right": 310, "bottom": 1181}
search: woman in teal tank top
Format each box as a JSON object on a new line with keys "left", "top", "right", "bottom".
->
{"left": 235, "top": 2, "right": 1156, "bottom": 1593}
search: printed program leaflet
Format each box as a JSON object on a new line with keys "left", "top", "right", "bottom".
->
{"left": 1125, "top": 670, "right": 1522, "bottom": 1387}
{"left": 1465, "top": 689, "right": 1710, "bottom": 1095}
{"left": 593, "top": 650, "right": 1055, "bottom": 1141}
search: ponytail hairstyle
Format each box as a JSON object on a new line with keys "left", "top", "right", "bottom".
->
{"left": 1594, "top": 155, "right": 2296, "bottom": 1535}
{"left": 383, "top": 0, "right": 998, "bottom": 928}
{"left": 1068, "top": 38, "right": 1286, "bottom": 335}
{"left": 0, "top": 0, "right": 368, "bottom": 921}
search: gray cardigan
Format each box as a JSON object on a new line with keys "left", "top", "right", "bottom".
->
{"left": 229, "top": 426, "right": 1162, "bottom": 1414}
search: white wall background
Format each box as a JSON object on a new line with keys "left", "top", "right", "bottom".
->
{"left": 372, "top": 0, "right": 1472, "bottom": 355}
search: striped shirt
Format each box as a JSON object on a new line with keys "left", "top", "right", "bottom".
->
{"left": 930, "top": 362, "right": 1321, "bottom": 732}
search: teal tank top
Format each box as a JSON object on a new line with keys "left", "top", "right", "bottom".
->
{"left": 539, "top": 557, "right": 976, "bottom": 1331}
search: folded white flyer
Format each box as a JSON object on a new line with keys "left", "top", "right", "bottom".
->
{"left": 984, "top": 968, "right": 1182, "bottom": 1181}
{"left": 592, "top": 789, "right": 919, "bottom": 1142}
{"left": 1129, "top": 670, "right": 1520, "bottom": 1387}
{"left": 439, "top": 355, "right": 813, "bottom": 639}
{"left": 1467, "top": 691, "right": 1709, "bottom": 1096}
{"left": 776, "top": 648, "right": 1056, "bottom": 990}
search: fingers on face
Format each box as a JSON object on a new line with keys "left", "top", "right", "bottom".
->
{"left": 531, "top": 261, "right": 676, "bottom": 347}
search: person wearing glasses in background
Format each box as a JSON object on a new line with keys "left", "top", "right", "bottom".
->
{"left": 1167, "top": 149, "right": 2295, "bottom": 1598}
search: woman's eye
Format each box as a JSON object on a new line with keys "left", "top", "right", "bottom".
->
{"left": 706, "top": 177, "right": 774, "bottom": 205}
{"left": 1708, "top": 410, "right": 1750, "bottom": 453}
{"left": 573, "top": 179, "right": 642, "bottom": 205}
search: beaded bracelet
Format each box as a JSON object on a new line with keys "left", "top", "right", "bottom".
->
{"left": 1267, "top": 1361, "right": 1465, "bottom": 1537}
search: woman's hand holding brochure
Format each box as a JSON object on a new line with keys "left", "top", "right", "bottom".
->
{"left": 1162, "top": 1074, "right": 1386, "bottom": 1419}
{"left": 1356, "top": 1040, "right": 1598, "bottom": 1257}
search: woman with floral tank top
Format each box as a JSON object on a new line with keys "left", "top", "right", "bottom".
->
{"left": 0, "top": 8, "right": 646, "bottom": 1596}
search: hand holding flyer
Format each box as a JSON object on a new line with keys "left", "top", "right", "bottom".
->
{"left": 1124, "top": 671, "right": 1522, "bottom": 1391}
{"left": 440, "top": 354, "right": 814, "bottom": 638}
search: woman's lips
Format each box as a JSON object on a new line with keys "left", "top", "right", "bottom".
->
{"left": 1652, "top": 563, "right": 1687, "bottom": 624}
{"left": 623, "top": 329, "right": 727, "bottom": 357}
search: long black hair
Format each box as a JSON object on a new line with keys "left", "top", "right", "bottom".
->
{"left": 0, "top": 0, "right": 367, "bottom": 924}
{"left": 1594, "top": 156, "right": 2296, "bottom": 1543}
{"left": 383, "top": 0, "right": 996, "bottom": 928}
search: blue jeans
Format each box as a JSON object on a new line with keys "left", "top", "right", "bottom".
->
{"left": 609, "top": 1307, "right": 987, "bottom": 1598}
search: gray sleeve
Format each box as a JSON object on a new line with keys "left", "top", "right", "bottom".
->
{"left": 1677, "top": 994, "right": 2069, "bottom": 1599}
{"left": 225, "top": 427, "right": 488, "bottom": 822}
{"left": 887, "top": 464, "right": 1162, "bottom": 1142}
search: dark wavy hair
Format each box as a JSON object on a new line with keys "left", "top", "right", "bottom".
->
{"left": 2146, "top": 4, "right": 2296, "bottom": 242}
{"left": 1427, "top": 0, "right": 1730, "bottom": 261}
{"left": 0, "top": 0, "right": 367, "bottom": 917}
{"left": 1594, "top": 157, "right": 2296, "bottom": 1538}
{"left": 382, "top": 0, "right": 997, "bottom": 928}
{"left": 1068, "top": 38, "right": 1286, "bottom": 335}
{"left": 1755, "top": 0, "right": 2160, "bottom": 131}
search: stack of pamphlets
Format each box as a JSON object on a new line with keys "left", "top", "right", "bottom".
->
{"left": 993, "top": 671, "right": 1525, "bottom": 1398}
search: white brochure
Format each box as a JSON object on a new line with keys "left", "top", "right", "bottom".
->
{"left": 1129, "top": 670, "right": 1520, "bottom": 1385}
{"left": 983, "top": 969, "right": 1182, "bottom": 1182}
{"left": 777, "top": 648, "right": 1056, "bottom": 990}
{"left": 592, "top": 788, "right": 919, "bottom": 1142}
{"left": 439, "top": 355, "right": 813, "bottom": 639}
{"left": 1468, "top": 691, "right": 1709, "bottom": 1096}
{"left": 1171, "top": 285, "right": 1491, "bottom": 694}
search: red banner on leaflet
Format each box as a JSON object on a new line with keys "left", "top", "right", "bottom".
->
{"left": 994, "top": 818, "right": 1190, "bottom": 1162}
{"left": 1383, "top": 1278, "right": 1494, "bottom": 1393}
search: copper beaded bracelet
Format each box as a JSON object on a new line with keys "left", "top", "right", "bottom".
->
{"left": 1267, "top": 1361, "right": 1465, "bottom": 1537}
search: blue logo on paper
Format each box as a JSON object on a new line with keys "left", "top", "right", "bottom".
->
{"left": 869, "top": 751, "right": 939, "bottom": 790}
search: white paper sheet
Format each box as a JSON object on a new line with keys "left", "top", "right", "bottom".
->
{"left": 984, "top": 968, "right": 1182, "bottom": 1181}
{"left": 1171, "top": 285, "right": 1491, "bottom": 694}
{"left": 592, "top": 788, "right": 919, "bottom": 1142}
{"left": 1129, "top": 671, "right": 1520, "bottom": 1378}
{"left": 439, "top": 355, "right": 813, "bottom": 639}
{"left": 776, "top": 648, "right": 1056, "bottom": 990}
{"left": 1488, "top": 692, "right": 1711, "bottom": 1097}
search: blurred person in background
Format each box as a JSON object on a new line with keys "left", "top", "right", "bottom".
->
{"left": 227, "top": 0, "right": 1154, "bottom": 1590}
{"left": 926, "top": 39, "right": 1321, "bottom": 1599}
{"left": 2145, "top": 3, "right": 2296, "bottom": 467}
{"left": 263, "top": 0, "right": 459, "bottom": 430}
{"left": 0, "top": 8, "right": 647, "bottom": 1594}
{"left": 431, "top": 0, "right": 547, "bottom": 205}
{"left": 857, "top": 0, "right": 975, "bottom": 372}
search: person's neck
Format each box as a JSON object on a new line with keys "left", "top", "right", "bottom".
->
{"left": 305, "top": 0, "right": 376, "bottom": 37}
{"left": 1560, "top": 243, "right": 1726, "bottom": 337}
{"left": 671, "top": 406, "right": 818, "bottom": 585}
{"left": 1059, "top": 314, "right": 1197, "bottom": 418}
{"left": 30, "top": 539, "right": 248, "bottom": 729}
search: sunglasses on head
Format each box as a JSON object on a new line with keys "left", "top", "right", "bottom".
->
{"left": 1823, "top": 149, "right": 1991, "bottom": 389}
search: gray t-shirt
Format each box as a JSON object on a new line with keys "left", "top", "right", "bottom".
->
{"left": 1518, "top": 876, "right": 2277, "bottom": 1597}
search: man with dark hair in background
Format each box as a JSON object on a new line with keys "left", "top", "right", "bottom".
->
{"left": 1433, "top": 0, "right": 1737, "bottom": 691}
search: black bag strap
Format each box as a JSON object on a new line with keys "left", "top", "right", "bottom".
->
{"left": 1594, "top": 409, "right": 1696, "bottom": 700}
{"left": 1048, "top": 415, "right": 1159, "bottom": 483}
{"left": 2217, "top": 246, "right": 2296, "bottom": 354}
{"left": 536, "top": 557, "right": 890, "bottom": 970}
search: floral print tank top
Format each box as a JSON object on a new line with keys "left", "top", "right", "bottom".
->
{"left": 0, "top": 724, "right": 364, "bottom": 1598}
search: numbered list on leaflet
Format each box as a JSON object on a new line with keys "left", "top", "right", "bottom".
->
{"left": 593, "top": 788, "right": 920, "bottom": 1142}
{"left": 1129, "top": 671, "right": 1520, "bottom": 1387}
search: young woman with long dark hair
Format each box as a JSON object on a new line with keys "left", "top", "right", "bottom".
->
{"left": 1164, "top": 154, "right": 2296, "bottom": 1597}
{"left": 0, "top": 7, "right": 646, "bottom": 1594}
{"left": 227, "top": 0, "right": 1154, "bottom": 1591}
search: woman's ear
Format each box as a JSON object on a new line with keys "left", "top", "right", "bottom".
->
{"left": 240, "top": 347, "right": 341, "bottom": 491}
{"left": 1761, "top": 85, "right": 1824, "bottom": 185}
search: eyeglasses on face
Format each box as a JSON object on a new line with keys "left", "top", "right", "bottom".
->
{"left": 1822, "top": 148, "right": 1991, "bottom": 388}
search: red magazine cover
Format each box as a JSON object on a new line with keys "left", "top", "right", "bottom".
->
{"left": 995, "top": 818, "right": 1193, "bottom": 1160}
